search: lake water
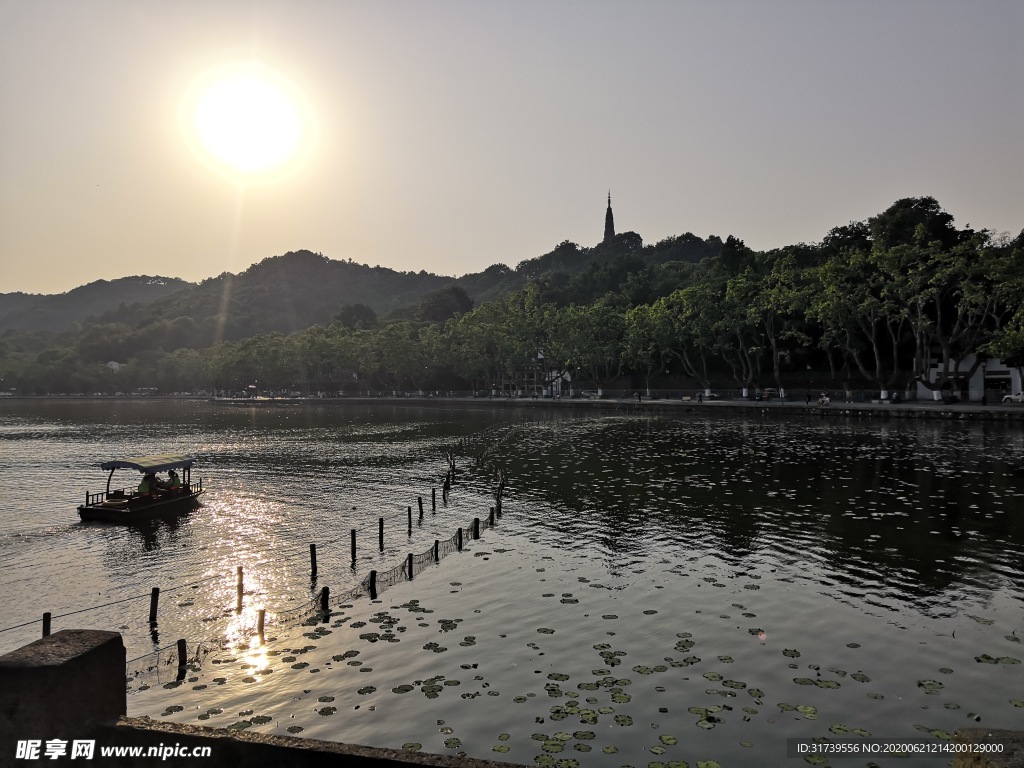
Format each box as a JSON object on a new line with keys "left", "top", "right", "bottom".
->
{"left": 1, "top": 399, "right": 1022, "bottom": 767}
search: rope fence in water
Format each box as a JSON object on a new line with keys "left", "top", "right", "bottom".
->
{"left": 124, "top": 504, "right": 503, "bottom": 685}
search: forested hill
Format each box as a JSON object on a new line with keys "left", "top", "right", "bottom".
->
{"left": 0, "top": 276, "right": 192, "bottom": 332}
{"left": 98, "top": 250, "right": 455, "bottom": 346}
{"left": 3, "top": 232, "right": 725, "bottom": 339}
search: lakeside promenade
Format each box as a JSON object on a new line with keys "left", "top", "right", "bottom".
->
{"left": 6, "top": 392, "right": 1022, "bottom": 421}
{"left": 207, "top": 393, "right": 1024, "bottom": 421}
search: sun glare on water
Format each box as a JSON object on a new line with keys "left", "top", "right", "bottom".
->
{"left": 181, "top": 63, "right": 316, "bottom": 183}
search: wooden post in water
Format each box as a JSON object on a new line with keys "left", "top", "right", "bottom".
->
{"left": 368, "top": 570, "right": 378, "bottom": 600}
{"left": 456, "top": 528, "right": 463, "bottom": 552}
{"left": 432, "top": 488, "right": 436, "bottom": 511}
{"left": 489, "top": 507, "right": 495, "bottom": 526}
{"left": 407, "top": 506, "right": 412, "bottom": 534}
{"left": 149, "top": 587, "right": 160, "bottom": 624}
{"left": 309, "top": 544, "right": 318, "bottom": 579}
{"left": 236, "top": 566, "right": 243, "bottom": 613}
{"left": 257, "top": 609, "right": 266, "bottom": 645}
{"left": 378, "top": 517, "right": 384, "bottom": 551}
{"left": 407, "top": 553, "right": 414, "bottom": 580}
{"left": 175, "top": 638, "right": 187, "bottom": 681}
{"left": 418, "top": 496, "right": 424, "bottom": 518}
{"left": 433, "top": 539, "right": 439, "bottom": 562}
{"left": 319, "top": 587, "right": 330, "bottom": 613}
{"left": 351, "top": 529, "right": 356, "bottom": 563}
{"left": 42, "top": 612, "right": 51, "bottom": 638}
{"left": 473, "top": 517, "right": 480, "bottom": 539}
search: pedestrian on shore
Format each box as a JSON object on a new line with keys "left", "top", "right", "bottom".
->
{"left": 697, "top": 392, "right": 703, "bottom": 404}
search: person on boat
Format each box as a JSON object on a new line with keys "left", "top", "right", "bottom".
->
{"left": 138, "top": 473, "right": 157, "bottom": 498}
{"left": 167, "top": 469, "right": 182, "bottom": 493}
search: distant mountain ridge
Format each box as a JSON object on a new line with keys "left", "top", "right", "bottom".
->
{"left": 1, "top": 233, "right": 722, "bottom": 339}
{"left": 112, "top": 250, "right": 455, "bottom": 344}
{"left": 0, "top": 276, "right": 193, "bottom": 332}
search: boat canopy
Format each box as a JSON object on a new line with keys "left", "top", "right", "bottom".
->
{"left": 99, "top": 454, "right": 197, "bottom": 473}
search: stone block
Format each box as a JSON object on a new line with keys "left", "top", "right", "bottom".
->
{"left": 0, "top": 629, "right": 125, "bottom": 740}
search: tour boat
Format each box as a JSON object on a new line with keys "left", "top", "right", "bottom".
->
{"left": 77, "top": 454, "right": 204, "bottom": 523}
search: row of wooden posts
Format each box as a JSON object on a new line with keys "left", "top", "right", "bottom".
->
{"left": 126, "top": 503, "right": 495, "bottom": 681}
{"left": 42, "top": 492, "right": 498, "bottom": 687}
{"left": 39, "top": 489, "right": 451, "bottom": 641}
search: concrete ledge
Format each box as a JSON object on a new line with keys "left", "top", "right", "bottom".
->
{"left": 0, "top": 629, "right": 125, "bottom": 740}
{"left": 955, "top": 728, "right": 1024, "bottom": 768}
{"left": 97, "top": 717, "right": 528, "bottom": 768}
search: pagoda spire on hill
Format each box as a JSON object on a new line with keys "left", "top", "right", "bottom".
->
{"left": 603, "top": 191, "right": 615, "bottom": 243}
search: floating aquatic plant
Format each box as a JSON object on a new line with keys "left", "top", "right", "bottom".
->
{"left": 976, "top": 654, "right": 1020, "bottom": 665}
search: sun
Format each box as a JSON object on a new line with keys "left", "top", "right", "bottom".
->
{"left": 181, "top": 62, "right": 315, "bottom": 182}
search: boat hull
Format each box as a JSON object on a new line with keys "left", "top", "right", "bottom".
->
{"left": 77, "top": 490, "right": 203, "bottom": 523}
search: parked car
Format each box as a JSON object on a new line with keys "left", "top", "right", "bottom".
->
{"left": 1003, "top": 393, "right": 1024, "bottom": 403}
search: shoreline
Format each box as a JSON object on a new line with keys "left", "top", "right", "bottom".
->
{"left": 209, "top": 394, "right": 1024, "bottom": 421}
{"left": 5, "top": 394, "right": 1023, "bottom": 421}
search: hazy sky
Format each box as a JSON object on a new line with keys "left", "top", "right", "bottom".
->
{"left": 2, "top": 1, "right": 1021, "bottom": 295}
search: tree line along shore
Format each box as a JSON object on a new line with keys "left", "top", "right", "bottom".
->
{"left": 1, "top": 196, "right": 1021, "bottom": 401}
